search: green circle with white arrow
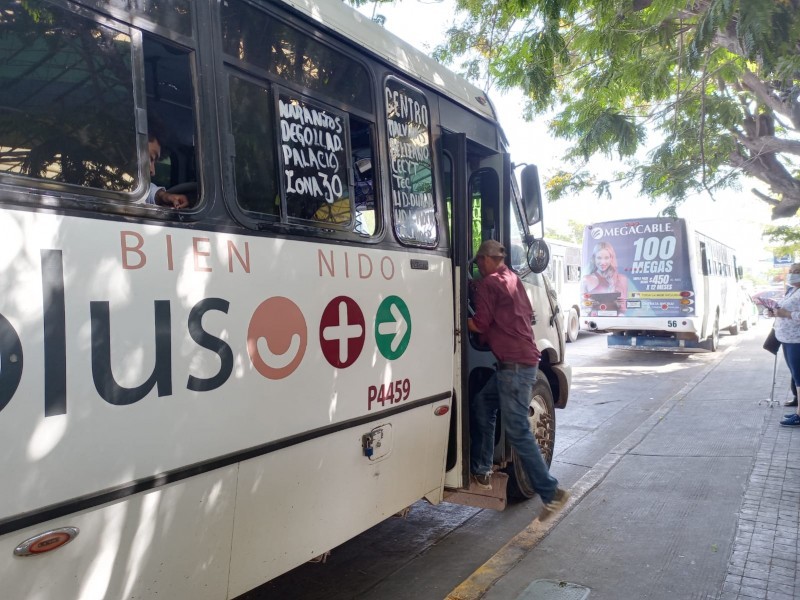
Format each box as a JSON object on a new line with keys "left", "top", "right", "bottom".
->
{"left": 375, "top": 296, "right": 411, "bottom": 360}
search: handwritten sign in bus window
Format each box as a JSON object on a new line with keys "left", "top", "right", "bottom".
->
{"left": 277, "top": 92, "right": 352, "bottom": 225}
{"left": 385, "top": 79, "right": 437, "bottom": 246}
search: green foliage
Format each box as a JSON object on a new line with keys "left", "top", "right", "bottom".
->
{"left": 765, "top": 225, "right": 800, "bottom": 257}
{"left": 546, "top": 219, "right": 585, "bottom": 243}
{"left": 423, "top": 0, "right": 800, "bottom": 218}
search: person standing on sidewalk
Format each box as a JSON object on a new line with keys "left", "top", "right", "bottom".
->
{"left": 771, "top": 263, "right": 800, "bottom": 426}
{"left": 467, "top": 239, "right": 570, "bottom": 520}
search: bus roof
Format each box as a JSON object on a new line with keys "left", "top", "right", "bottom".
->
{"left": 281, "top": 0, "right": 497, "bottom": 121}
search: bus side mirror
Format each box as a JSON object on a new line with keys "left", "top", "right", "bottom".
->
{"left": 520, "top": 164, "right": 543, "bottom": 226}
{"left": 527, "top": 238, "right": 550, "bottom": 274}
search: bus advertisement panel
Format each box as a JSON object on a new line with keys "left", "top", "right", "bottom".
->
{"left": 582, "top": 218, "right": 695, "bottom": 319}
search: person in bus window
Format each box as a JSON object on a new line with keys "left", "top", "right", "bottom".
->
{"left": 771, "top": 263, "right": 800, "bottom": 426}
{"left": 581, "top": 241, "right": 628, "bottom": 314}
{"left": 467, "top": 240, "right": 570, "bottom": 521}
{"left": 146, "top": 131, "right": 189, "bottom": 209}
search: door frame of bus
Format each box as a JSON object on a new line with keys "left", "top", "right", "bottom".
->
{"left": 442, "top": 132, "right": 470, "bottom": 487}
{"left": 443, "top": 131, "right": 516, "bottom": 493}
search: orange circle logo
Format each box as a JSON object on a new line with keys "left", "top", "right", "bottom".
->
{"left": 247, "top": 297, "right": 307, "bottom": 380}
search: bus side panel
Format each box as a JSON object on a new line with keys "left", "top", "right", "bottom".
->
{"left": 0, "top": 209, "right": 454, "bottom": 595}
{"left": 228, "top": 403, "right": 451, "bottom": 595}
{"left": 0, "top": 467, "right": 237, "bottom": 600}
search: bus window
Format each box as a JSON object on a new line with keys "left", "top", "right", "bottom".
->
{"left": 81, "top": 0, "right": 193, "bottom": 37}
{"left": 508, "top": 203, "right": 528, "bottom": 272}
{"left": 229, "top": 74, "right": 280, "bottom": 217}
{"left": 350, "top": 116, "right": 377, "bottom": 235}
{"left": 386, "top": 78, "right": 437, "bottom": 246}
{"left": 220, "top": 0, "right": 371, "bottom": 114}
{"left": 220, "top": 0, "right": 378, "bottom": 235}
{"left": 467, "top": 168, "right": 500, "bottom": 276}
{"left": 0, "top": 2, "right": 137, "bottom": 194}
{"left": 277, "top": 91, "right": 353, "bottom": 226}
{"left": 143, "top": 34, "right": 199, "bottom": 207}
{"left": 442, "top": 152, "right": 453, "bottom": 244}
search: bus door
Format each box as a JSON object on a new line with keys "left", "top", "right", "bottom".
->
{"left": 699, "top": 240, "right": 711, "bottom": 338}
{"left": 441, "top": 133, "right": 513, "bottom": 507}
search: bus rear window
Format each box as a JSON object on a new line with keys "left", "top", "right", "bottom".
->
{"left": 0, "top": 1, "right": 137, "bottom": 193}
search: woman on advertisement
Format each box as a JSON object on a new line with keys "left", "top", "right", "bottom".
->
{"left": 581, "top": 241, "right": 628, "bottom": 315}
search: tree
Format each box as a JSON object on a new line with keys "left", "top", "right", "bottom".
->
{"left": 546, "top": 219, "right": 585, "bottom": 243}
{"left": 765, "top": 224, "right": 800, "bottom": 258}
{"left": 429, "top": 0, "right": 800, "bottom": 220}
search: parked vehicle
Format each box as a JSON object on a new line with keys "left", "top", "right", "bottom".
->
{"left": 737, "top": 287, "right": 760, "bottom": 331}
{"left": 544, "top": 239, "right": 582, "bottom": 342}
{"left": 582, "top": 217, "right": 743, "bottom": 351}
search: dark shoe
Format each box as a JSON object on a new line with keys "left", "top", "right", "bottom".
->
{"left": 784, "top": 398, "right": 798, "bottom": 407}
{"left": 780, "top": 414, "right": 800, "bottom": 427}
{"left": 785, "top": 413, "right": 799, "bottom": 419}
{"left": 538, "top": 487, "right": 571, "bottom": 521}
{"left": 471, "top": 473, "right": 492, "bottom": 490}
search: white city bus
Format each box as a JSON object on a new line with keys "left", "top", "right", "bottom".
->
{"left": 544, "top": 239, "right": 582, "bottom": 342}
{"left": 0, "top": 1, "right": 570, "bottom": 598}
{"left": 581, "top": 217, "right": 742, "bottom": 351}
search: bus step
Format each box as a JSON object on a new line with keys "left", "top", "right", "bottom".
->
{"left": 442, "top": 471, "right": 509, "bottom": 511}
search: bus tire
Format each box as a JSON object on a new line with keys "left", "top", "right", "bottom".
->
{"left": 710, "top": 316, "right": 720, "bottom": 352}
{"left": 728, "top": 318, "right": 740, "bottom": 335}
{"left": 505, "top": 371, "right": 556, "bottom": 500}
{"left": 566, "top": 309, "right": 580, "bottom": 343}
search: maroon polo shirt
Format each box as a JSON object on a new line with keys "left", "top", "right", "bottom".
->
{"left": 472, "top": 264, "right": 541, "bottom": 365}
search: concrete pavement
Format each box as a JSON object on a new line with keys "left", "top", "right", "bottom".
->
{"left": 449, "top": 322, "right": 799, "bottom": 600}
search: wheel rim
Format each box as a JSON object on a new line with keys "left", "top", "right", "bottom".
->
{"left": 567, "top": 311, "right": 579, "bottom": 340}
{"left": 529, "top": 390, "right": 555, "bottom": 465}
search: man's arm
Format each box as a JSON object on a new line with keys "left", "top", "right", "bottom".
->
{"left": 470, "top": 279, "right": 494, "bottom": 333}
{"left": 154, "top": 187, "right": 189, "bottom": 209}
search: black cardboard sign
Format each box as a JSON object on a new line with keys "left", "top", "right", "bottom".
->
{"left": 385, "top": 79, "right": 436, "bottom": 245}
{"left": 278, "top": 92, "right": 349, "bottom": 221}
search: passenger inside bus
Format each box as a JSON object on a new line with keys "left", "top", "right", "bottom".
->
{"left": 142, "top": 34, "right": 199, "bottom": 209}
{"left": 146, "top": 129, "right": 189, "bottom": 209}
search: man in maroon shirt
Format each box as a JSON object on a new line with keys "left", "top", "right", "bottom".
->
{"left": 467, "top": 239, "right": 569, "bottom": 520}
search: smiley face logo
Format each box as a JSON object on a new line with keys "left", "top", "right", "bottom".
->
{"left": 247, "top": 297, "right": 307, "bottom": 380}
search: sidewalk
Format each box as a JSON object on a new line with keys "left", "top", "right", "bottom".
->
{"left": 474, "top": 325, "right": 799, "bottom": 600}
{"left": 719, "top": 376, "right": 800, "bottom": 600}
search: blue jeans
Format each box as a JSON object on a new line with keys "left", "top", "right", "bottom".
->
{"left": 469, "top": 365, "right": 559, "bottom": 503}
{"left": 783, "top": 343, "right": 800, "bottom": 388}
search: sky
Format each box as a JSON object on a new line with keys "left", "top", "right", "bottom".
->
{"left": 355, "top": 0, "right": 784, "bottom": 275}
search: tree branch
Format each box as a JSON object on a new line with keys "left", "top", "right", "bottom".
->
{"left": 739, "top": 69, "right": 800, "bottom": 130}
{"left": 735, "top": 134, "right": 800, "bottom": 157}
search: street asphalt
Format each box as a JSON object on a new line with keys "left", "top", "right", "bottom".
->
{"left": 447, "top": 320, "right": 799, "bottom": 600}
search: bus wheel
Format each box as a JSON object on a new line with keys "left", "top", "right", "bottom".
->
{"left": 566, "top": 309, "right": 580, "bottom": 343}
{"left": 710, "top": 316, "right": 720, "bottom": 351}
{"left": 505, "top": 372, "right": 556, "bottom": 500}
{"left": 728, "top": 317, "right": 740, "bottom": 335}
